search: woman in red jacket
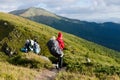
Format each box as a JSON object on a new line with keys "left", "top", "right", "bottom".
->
{"left": 56, "top": 32, "right": 64, "bottom": 69}
{"left": 57, "top": 32, "right": 65, "bottom": 50}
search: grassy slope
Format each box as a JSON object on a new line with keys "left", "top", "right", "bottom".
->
{"left": 0, "top": 12, "right": 120, "bottom": 79}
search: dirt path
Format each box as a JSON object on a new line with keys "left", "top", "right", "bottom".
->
{"left": 35, "top": 68, "right": 58, "bottom": 80}
{"left": 35, "top": 67, "right": 66, "bottom": 80}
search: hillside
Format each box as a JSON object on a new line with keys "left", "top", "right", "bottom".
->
{"left": 10, "top": 7, "right": 120, "bottom": 52}
{"left": 0, "top": 12, "right": 120, "bottom": 79}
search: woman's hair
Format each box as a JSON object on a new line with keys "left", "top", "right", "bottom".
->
{"left": 51, "top": 36, "right": 56, "bottom": 40}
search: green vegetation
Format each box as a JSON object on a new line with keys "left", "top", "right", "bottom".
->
{"left": 0, "top": 12, "right": 120, "bottom": 79}
{"left": 0, "top": 52, "right": 38, "bottom": 80}
{"left": 55, "top": 71, "right": 120, "bottom": 80}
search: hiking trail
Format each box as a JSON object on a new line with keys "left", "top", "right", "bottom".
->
{"left": 35, "top": 67, "right": 66, "bottom": 80}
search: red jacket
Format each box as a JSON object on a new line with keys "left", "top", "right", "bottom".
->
{"left": 56, "top": 32, "right": 65, "bottom": 50}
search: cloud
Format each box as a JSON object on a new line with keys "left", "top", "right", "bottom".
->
{"left": 53, "top": 0, "right": 120, "bottom": 23}
{"left": 0, "top": 0, "right": 120, "bottom": 22}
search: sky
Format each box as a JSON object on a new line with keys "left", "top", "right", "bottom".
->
{"left": 0, "top": 0, "right": 120, "bottom": 23}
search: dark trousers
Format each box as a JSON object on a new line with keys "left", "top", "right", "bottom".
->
{"left": 58, "top": 56, "right": 63, "bottom": 68}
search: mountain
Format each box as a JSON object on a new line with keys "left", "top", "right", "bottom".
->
{"left": 0, "top": 12, "right": 120, "bottom": 79}
{"left": 10, "top": 7, "right": 60, "bottom": 25}
{"left": 10, "top": 7, "right": 120, "bottom": 52}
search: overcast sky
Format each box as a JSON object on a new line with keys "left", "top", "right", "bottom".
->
{"left": 0, "top": 0, "right": 120, "bottom": 23}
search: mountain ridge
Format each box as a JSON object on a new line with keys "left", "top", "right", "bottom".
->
{"left": 10, "top": 7, "right": 60, "bottom": 19}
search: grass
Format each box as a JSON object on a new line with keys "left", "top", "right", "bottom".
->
{"left": 0, "top": 61, "right": 38, "bottom": 80}
{"left": 0, "top": 52, "right": 38, "bottom": 80}
{"left": 55, "top": 71, "right": 120, "bottom": 80}
{"left": 8, "top": 52, "right": 53, "bottom": 69}
{"left": 0, "top": 52, "right": 52, "bottom": 80}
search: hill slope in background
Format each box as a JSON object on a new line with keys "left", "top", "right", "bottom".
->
{"left": 0, "top": 12, "right": 120, "bottom": 79}
{"left": 10, "top": 7, "right": 120, "bottom": 52}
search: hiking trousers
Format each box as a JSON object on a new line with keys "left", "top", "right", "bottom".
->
{"left": 58, "top": 56, "right": 63, "bottom": 68}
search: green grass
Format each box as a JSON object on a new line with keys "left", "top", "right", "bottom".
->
{"left": 8, "top": 52, "right": 53, "bottom": 69}
{"left": 55, "top": 71, "right": 120, "bottom": 80}
{"left": 0, "top": 61, "right": 38, "bottom": 80}
{"left": 0, "top": 12, "right": 120, "bottom": 79}
{"left": 0, "top": 52, "right": 38, "bottom": 80}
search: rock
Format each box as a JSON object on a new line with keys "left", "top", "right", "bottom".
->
{"left": 40, "top": 55, "right": 51, "bottom": 62}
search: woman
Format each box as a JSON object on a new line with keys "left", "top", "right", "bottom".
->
{"left": 56, "top": 32, "right": 65, "bottom": 69}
